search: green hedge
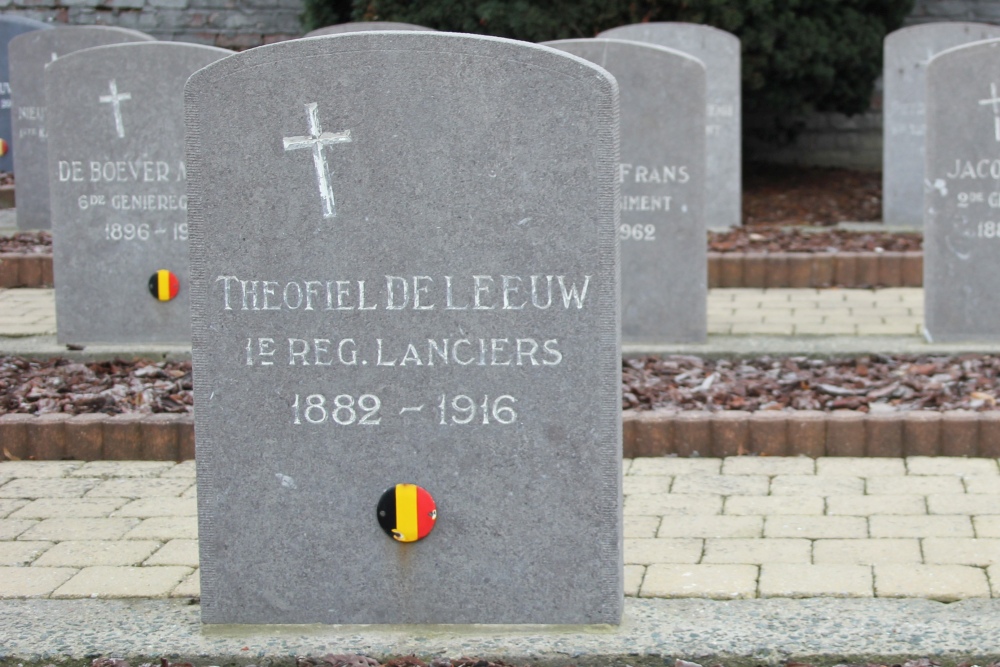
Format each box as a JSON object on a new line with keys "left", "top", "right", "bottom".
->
{"left": 301, "top": 0, "right": 914, "bottom": 128}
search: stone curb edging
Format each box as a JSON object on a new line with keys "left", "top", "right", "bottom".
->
{"left": 3, "top": 409, "right": 997, "bottom": 461}
{"left": 0, "top": 253, "right": 54, "bottom": 288}
{"left": 0, "top": 412, "right": 194, "bottom": 461}
{"left": 624, "top": 408, "right": 1000, "bottom": 458}
{"left": 708, "top": 250, "right": 923, "bottom": 288}
{"left": 0, "top": 252, "right": 922, "bottom": 290}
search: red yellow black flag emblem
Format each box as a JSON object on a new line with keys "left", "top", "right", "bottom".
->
{"left": 148, "top": 270, "right": 180, "bottom": 301}
{"left": 377, "top": 484, "right": 437, "bottom": 543}
{"left": 0, "top": 139, "right": 8, "bottom": 157}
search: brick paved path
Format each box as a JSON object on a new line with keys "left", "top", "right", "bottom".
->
{"left": 1, "top": 457, "right": 998, "bottom": 600}
{"left": 0, "top": 288, "right": 925, "bottom": 339}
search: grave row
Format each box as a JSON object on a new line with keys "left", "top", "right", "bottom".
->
{"left": 0, "top": 17, "right": 999, "bottom": 626}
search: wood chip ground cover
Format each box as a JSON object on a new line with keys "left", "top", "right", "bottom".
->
{"left": 2, "top": 354, "right": 999, "bottom": 416}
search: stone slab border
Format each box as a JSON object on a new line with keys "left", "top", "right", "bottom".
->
{"left": 0, "top": 251, "right": 923, "bottom": 289}
{"left": 2, "top": 408, "right": 998, "bottom": 460}
{"left": 708, "top": 250, "right": 922, "bottom": 288}
{"left": 623, "top": 408, "right": 1000, "bottom": 458}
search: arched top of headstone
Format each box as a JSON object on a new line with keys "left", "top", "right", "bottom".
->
{"left": 598, "top": 21, "right": 739, "bottom": 54}
{"left": 928, "top": 34, "right": 1000, "bottom": 64}
{"left": 0, "top": 15, "right": 53, "bottom": 32}
{"left": 304, "top": 21, "right": 435, "bottom": 37}
{"left": 545, "top": 37, "right": 705, "bottom": 70}
{"left": 191, "top": 31, "right": 617, "bottom": 94}
{"left": 12, "top": 24, "right": 155, "bottom": 51}
{"left": 50, "top": 39, "right": 231, "bottom": 73}
{"left": 886, "top": 21, "right": 1000, "bottom": 47}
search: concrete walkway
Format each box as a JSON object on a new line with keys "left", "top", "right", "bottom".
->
{"left": 2, "top": 457, "right": 999, "bottom": 601}
{"left": 0, "top": 287, "right": 927, "bottom": 339}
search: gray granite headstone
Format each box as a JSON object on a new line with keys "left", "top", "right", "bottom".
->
{"left": 10, "top": 26, "right": 156, "bottom": 230}
{"left": 47, "top": 42, "right": 231, "bottom": 345}
{"left": 599, "top": 22, "right": 740, "bottom": 229}
{"left": 0, "top": 16, "right": 51, "bottom": 173}
{"left": 924, "top": 38, "right": 1000, "bottom": 342}
{"left": 883, "top": 23, "right": 1000, "bottom": 228}
{"left": 187, "top": 31, "right": 622, "bottom": 625}
{"left": 304, "top": 21, "right": 434, "bottom": 37}
{"left": 546, "top": 38, "right": 706, "bottom": 343}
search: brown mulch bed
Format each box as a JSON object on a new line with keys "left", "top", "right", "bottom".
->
{"left": 623, "top": 354, "right": 1000, "bottom": 413}
{"left": 3, "top": 354, "right": 999, "bottom": 417}
{"left": 0, "top": 357, "right": 193, "bottom": 415}
{"left": 0, "top": 230, "right": 51, "bottom": 254}
{"left": 708, "top": 225, "right": 921, "bottom": 253}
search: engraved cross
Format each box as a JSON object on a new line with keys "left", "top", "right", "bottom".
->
{"left": 283, "top": 102, "right": 352, "bottom": 219}
{"left": 98, "top": 79, "right": 131, "bottom": 139}
{"left": 979, "top": 83, "right": 1000, "bottom": 141}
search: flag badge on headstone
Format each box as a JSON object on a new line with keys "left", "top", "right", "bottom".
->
{"left": 0, "top": 139, "right": 8, "bottom": 156}
{"left": 377, "top": 483, "right": 437, "bottom": 543}
{"left": 148, "top": 269, "right": 179, "bottom": 301}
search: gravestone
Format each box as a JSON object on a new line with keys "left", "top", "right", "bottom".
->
{"left": 924, "top": 38, "right": 1000, "bottom": 342}
{"left": 187, "top": 32, "right": 622, "bottom": 624}
{"left": 883, "top": 23, "right": 1000, "bottom": 228}
{"left": 599, "top": 22, "right": 740, "bottom": 229}
{"left": 546, "top": 38, "right": 706, "bottom": 343}
{"left": 47, "top": 42, "right": 231, "bottom": 345}
{"left": 0, "top": 16, "right": 51, "bottom": 173}
{"left": 10, "top": 26, "right": 156, "bottom": 230}
{"left": 304, "top": 22, "right": 434, "bottom": 37}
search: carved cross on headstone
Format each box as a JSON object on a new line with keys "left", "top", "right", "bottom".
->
{"left": 978, "top": 82, "right": 1000, "bottom": 141}
{"left": 283, "top": 102, "right": 352, "bottom": 218}
{"left": 98, "top": 79, "right": 131, "bottom": 139}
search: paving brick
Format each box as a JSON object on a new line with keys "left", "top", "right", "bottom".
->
{"left": 624, "top": 494, "right": 722, "bottom": 516}
{"left": 624, "top": 515, "right": 659, "bottom": 539}
{"left": 671, "top": 413, "right": 712, "bottom": 457}
{"left": 70, "top": 462, "right": 177, "bottom": 478}
{"left": 9, "top": 498, "right": 127, "bottom": 519}
{"left": 759, "top": 564, "right": 873, "bottom": 597}
{"left": 0, "top": 499, "right": 27, "bottom": 518}
{"left": 747, "top": 412, "right": 788, "bottom": 456}
{"left": 629, "top": 458, "right": 721, "bottom": 476}
{"left": 710, "top": 412, "right": 749, "bottom": 457}
{"left": 113, "top": 498, "right": 197, "bottom": 518}
{"left": 731, "top": 322, "right": 794, "bottom": 335}
{"left": 0, "top": 478, "right": 99, "bottom": 499}
{"left": 923, "top": 538, "right": 1000, "bottom": 566}
{"left": 144, "top": 539, "right": 199, "bottom": 567}
{"left": 724, "top": 495, "right": 824, "bottom": 516}
{"left": 721, "top": 456, "right": 814, "bottom": 476}
{"left": 32, "top": 540, "right": 161, "bottom": 567}
{"left": 817, "top": 457, "right": 906, "bottom": 477}
{"left": 927, "top": 494, "right": 1000, "bottom": 515}
{"left": 623, "top": 475, "right": 672, "bottom": 495}
{"left": 85, "top": 479, "right": 194, "bottom": 499}
{"left": 866, "top": 475, "right": 965, "bottom": 495}
{"left": 940, "top": 410, "right": 979, "bottom": 457}
{"left": 907, "top": 457, "right": 999, "bottom": 476}
{"left": 0, "top": 541, "right": 51, "bottom": 566}
{"left": 875, "top": 564, "right": 990, "bottom": 601}
{"left": 703, "top": 538, "right": 810, "bottom": 564}
{"left": 671, "top": 474, "right": 770, "bottom": 496}
{"left": 18, "top": 518, "right": 141, "bottom": 542}
{"left": 813, "top": 538, "right": 922, "bottom": 565}
{"left": 869, "top": 515, "right": 973, "bottom": 538}
{"left": 765, "top": 515, "right": 867, "bottom": 539}
{"left": 965, "top": 476, "right": 1000, "bottom": 494}
{"left": 826, "top": 495, "right": 926, "bottom": 516}
{"left": 825, "top": 414, "right": 866, "bottom": 457}
{"left": 123, "top": 517, "right": 198, "bottom": 540}
{"left": 770, "top": 475, "right": 864, "bottom": 496}
{"left": 160, "top": 460, "right": 197, "bottom": 478}
{"left": 0, "top": 519, "right": 37, "bottom": 539}
{"left": 787, "top": 411, "right": 827, "bottom": 457}
{"left": 640, "top": 564, "right": 758, "bottom": 599}
{"left": 975, "top": 516, "right": 1000, "bottom": 538}
{"left": 53, "top": 565, "right": 193, "bottom": 598}
{"left": 656, "top": 515, "right": 762, "bottom": 539}
{"left": 0, "top": 462, "right": 81, "bottom": 478}
{"left": 624, "top": 538, "right": 703, "bottom": 565}
{"left": 624, "top": 565, "right": 644, "bottom": 596}
{"left": 0, "top": 566, "right": 77, "bottom": 597}
{"left": 171, "top": 568, "right": 201, "bottom": 598}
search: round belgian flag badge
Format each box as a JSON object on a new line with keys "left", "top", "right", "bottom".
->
{"left": 148, "top": 270, "right": 180, "bottom": 302}
{"left": 0, "top": 138, "right": 8, "bottom": 157}
{"left": 377, "top": 484, "right": 437, "bottom": 543}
